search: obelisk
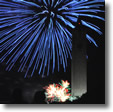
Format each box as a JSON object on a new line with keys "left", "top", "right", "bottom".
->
{"left": 71, "top": 21, "right": 87, "bottom": 97}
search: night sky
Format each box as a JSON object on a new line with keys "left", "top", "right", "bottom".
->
{"left": 0, "top": 1, "right": 105, "bottom": 104}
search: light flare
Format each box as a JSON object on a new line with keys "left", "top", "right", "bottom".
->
{"left": 44, "top": 80, "right": 75, "bottom": 103}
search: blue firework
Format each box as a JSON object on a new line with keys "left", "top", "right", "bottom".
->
{"left": 0, "top": 0, "right": 104, "bottom": 77}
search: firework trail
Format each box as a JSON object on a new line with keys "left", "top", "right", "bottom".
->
{"left": 0, "top": 0, "right": 104, "bottom": 77}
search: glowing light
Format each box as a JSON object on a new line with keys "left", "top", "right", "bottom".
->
{"left": 62, "top": 80, "right": 70, "bottom": 88}
{"left": 0, "top": 0, "right": 104, "bottom": 77}
{"left": 44, "top": 80, "right": 77, "bottom": 103}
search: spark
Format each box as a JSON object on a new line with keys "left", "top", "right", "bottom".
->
{"left": 44, "top": 80, "right": 72, "bottom": 103}
{"left": 0, "top": 0, "right": 104, "bottom": 77}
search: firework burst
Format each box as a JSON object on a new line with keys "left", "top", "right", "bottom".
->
{"left": 0, "top": 0, "right": 104, "bottom": 77}
{"left": 44, "top": 80, "right": 76, "bottom": 103}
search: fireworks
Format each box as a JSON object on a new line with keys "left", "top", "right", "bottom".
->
{"left": 44, "top": 80, "right": 77, "bottom": 103}
{"left": 0, "top": 0, "right": 104, "bottom": 77}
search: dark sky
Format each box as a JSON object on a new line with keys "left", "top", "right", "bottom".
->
{"left": 0, "top": 1, "right": 105, "bottom": 104}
